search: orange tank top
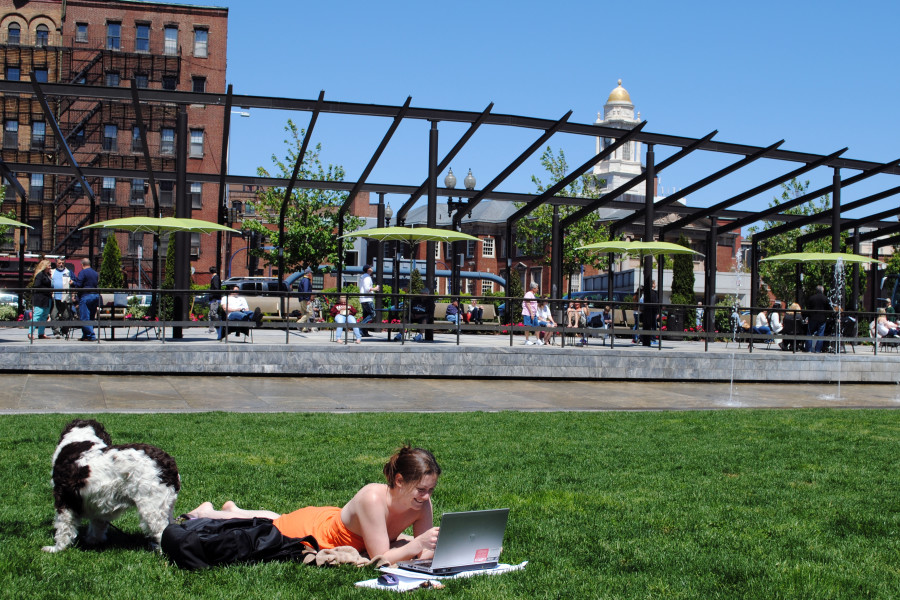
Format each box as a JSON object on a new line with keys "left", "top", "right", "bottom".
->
{"left": 272, "top": 506, "right": 366, "bottom": 551}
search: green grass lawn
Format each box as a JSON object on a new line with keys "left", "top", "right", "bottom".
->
{"left": 2, "top": 410, "right": 899, "bottom": 599}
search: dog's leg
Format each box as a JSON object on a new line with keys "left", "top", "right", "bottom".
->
{"left": 42, "top": 509, "right": 79, "bottom": 552}
{"left": 135, "top": 490, "right": 177, "bottom": 550}
{"left": 84, "top": 519, "right": 109, "bottom": 545}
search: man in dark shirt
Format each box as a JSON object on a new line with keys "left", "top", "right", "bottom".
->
{"left": 296, "top": 267, "right": 314, "bottom": 331}
{"left": 70, "top": 258, "right": 100, "bottom": 341}
{"left": 803, "top": 285, "right": 832, "bottom": 353}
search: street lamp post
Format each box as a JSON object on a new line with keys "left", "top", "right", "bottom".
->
{"left": 445, "top": 168, "right": 476, "bottom": 296}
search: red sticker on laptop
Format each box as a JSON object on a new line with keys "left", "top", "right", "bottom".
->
{"left": 474, "top": 548, "right": 489, "bottom": 562}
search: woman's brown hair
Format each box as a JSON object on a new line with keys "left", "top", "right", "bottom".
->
{"left": 383, "top": 445, "right": 441, "bottom": 488}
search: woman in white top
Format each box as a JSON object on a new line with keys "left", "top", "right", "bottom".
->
{"left": 769, "top": 304, "right": 783, "bottom": 334}
{"left": 536, "top": 299, "right": 556, "bottom": 345}
{"left": 752, "top": 309, "right": 773, "bottom": 342}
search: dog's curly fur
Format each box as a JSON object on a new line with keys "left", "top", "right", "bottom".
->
{"left": 42, "top": 419, "right": 181, "bottom": 552}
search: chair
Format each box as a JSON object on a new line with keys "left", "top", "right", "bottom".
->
{"left": 99, "top": 293, "right": 128, "bottom": 340}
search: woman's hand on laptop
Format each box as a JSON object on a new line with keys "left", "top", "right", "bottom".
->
{"left": 413, "top": 526, "right": 440, "bottom": 558}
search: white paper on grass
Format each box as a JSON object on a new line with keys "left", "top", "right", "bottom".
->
{"left": 355, "top": 562, "right": 528, "bottom": 592}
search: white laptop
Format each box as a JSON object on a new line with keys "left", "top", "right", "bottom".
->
{"left": 396, "top": 509, "right": 510, "bottom": 576}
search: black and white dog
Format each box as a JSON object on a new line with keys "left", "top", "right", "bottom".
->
{"left": 42, "top": 419, "right": 181, "bottom": 552}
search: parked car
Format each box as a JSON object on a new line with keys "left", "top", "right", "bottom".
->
{"left": 221, "top": 277, "right": 289, "bottom": 295}
{"left": 0, "top": 291, "right": 18, "bottom": 306}
{"left": 126, "top": 293, "right": 152, "bottom": 307}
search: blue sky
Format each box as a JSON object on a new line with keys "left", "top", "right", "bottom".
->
{"left": 212, "top": 0, "right": 900, "bottom": 231}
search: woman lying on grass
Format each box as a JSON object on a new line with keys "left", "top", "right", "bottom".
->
{"left": 186, "top": 446, "right": 441, "bottom": 564}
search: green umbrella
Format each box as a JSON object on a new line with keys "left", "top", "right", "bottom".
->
{"left": 760, "top": 252, "right": 884, "bottom": 267}
{"left": 576, "top": 240, "right": 638, "bottom": 254}
{"left": 342, "top": 225, "right": 479, "bottom": 243}
{"left": 0, "top": 215, "right": 32, "bottom": 229}
{"left": 82, "top": 216, "right": 238, "bottom": 236}
{"left": 577, "top": 240, "right": 703, "bottom": 257}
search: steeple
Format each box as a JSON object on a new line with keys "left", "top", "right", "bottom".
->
{"left": 593, "top": 79, "right": 643, "bottom": 194}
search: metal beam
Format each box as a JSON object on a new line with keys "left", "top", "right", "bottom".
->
{"left": 395, "top": 102, "right": 493, "bottom": 224}
{"left": 6, "top": 81, "right": 897, "bottom": 176}
{"left": 562, "top": 124, "right": 703, "bottom": 229}
{"left": 614, "top": 136, "right": 781, "bottom": 234}
{"left": 30, "top": 80, "right": 98, "bottom": 262}
{"left": 129, "top": 80, "right": 160, "bottom": 215}
{"left": 449, "top": 111, "right": 572, "bottom": 229}
{"left": 507, "top": 120, "right": 646, "bottom": 227}
{"left": 215, "top": 84, "right": 233, "bottom": 278}
{"left": 752, "top": 182, "right": 900, "bottom": 242}
{"left": 279, "top": 90, "right": 324, "bottom": 290}
{"left": 660, "top": 148, "right": 848, "bottom": 236}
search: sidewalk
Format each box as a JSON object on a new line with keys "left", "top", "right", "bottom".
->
{"left": 1, "top": 374, "right": 898, "bottom": 414}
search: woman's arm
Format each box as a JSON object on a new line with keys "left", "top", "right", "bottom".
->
{"left": 351, "top": 489, "right": 439, "bottom": 564}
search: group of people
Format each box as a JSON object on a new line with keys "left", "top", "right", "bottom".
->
{"left": 746, "top": 285, "right": 846, "bottom": 353}
{"left": 27, "top": 257, "right": 100, "bottom": 341}
{"left": 522, "top": 283, "right": 607, "bottom": 346}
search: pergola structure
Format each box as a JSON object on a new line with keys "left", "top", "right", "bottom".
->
{"left": 1, "top": 80, "right": 899, "bottom": 332}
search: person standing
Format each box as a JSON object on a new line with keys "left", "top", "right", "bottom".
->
{"left": 695, "top": 301, "right": 704, "bottom": 329}
{"left": 28, "top": 260, "right": 53, "bottom": 340}
{"left": 296, "top": 267, "right": 314, "bottom": 331}
{"left": 522, "top": 283, "right": 540, "bottom": 345}
{"left": 70, "top": 258, "right": 100, "bottom": 341}
{"left": 358, "top": 264, "right": 379, "bottom": 337}
{"left": 50, "top": 257, "right": 72, "bottom": 338}
{"left": 207, "top": 266, "right": 222, "bottom": 333}
{"left": 803, "top": 285, "right": 832, "bottom": 353}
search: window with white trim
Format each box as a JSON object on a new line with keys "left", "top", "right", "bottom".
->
{"left": 29, "top": 173, "right": 44, "bottom": 202}
{"left": 135, "top": 24, "right": 150, "bottom": 52}
{"left": 193, "top": 28, "right": 208, "bottom": 58}
{"left": 190, "top": 233, "right": 200, "bottom": 259}
{"left": 189, "top": 182, "right": 202, "bottom": 209}
{"left": 481, "top": 279, "right": 493, "bottom": 295}
{"left": 106, "top": 22, "right": 120, "bottom": 50}
{"left": 31, "top": 121, "right": 45, "bottom": 150}
{"left": 160, "top": 127, "right": 174, "bottom": 155}
{"left": 189, "top": 129, "right": 203, "bottom": 157}
{"left": 163, "top": 26, "right": 178, "bottom": 55}
{"left": 100, "top": 177, "right": 116, "bottom": 204}
{"left": 482, "top": 237, "right": 494, "bottom": 257}
{"left": 130, "top": 179, "right": 145, "bottom": 205}
{"left": 102, "top": 124, "right": 117, "bottom": 151}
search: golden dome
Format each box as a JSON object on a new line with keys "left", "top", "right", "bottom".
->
{"left": 607, "top": 79, "right": 631, "bottom": 103}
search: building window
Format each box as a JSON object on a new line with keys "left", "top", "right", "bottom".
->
{"left": 105, "top": 71, "right": 119, "bottom": 87}
{"left": 3, "top": 120, "right": 18, "bottom": 149}
{"left": 4, "top": 181, "right": 16, "bottom": 202}
{"left": 100, "top": 177, "right": 116, "bottom": 204}
{"left": 160, "top": 127, "right": 174, "bottom": 155}
{"left": 30, "top": 121, "right": 45, "bottom": 150}
{"left": 481, "top": 279, "right": 493, "bottom": 295}
{"left": 189, "top": 129, "right": 203, "bottom": 158}
{"left": 188, "top": 182, "right": 202, "bottom": 209}
{"left": 161, "top": 75, "right": 177, "bottom": 90}
{"left": 131, "top": 179, "right": 145, "bottom": 205}
{"left": 434, "top": 241, "right": 441, "bottom": 259}
{"left": 134, "top": 73, "right": 148, "bottom": 88}
{"left": 26, "top": 220, "right": 42, "bottom": 252}
{"left": 158, "top": 181, "right": 173, "bottom": 207}
{"left": 482, "top": 237, "right": 494, "bottom": 258}
{"left": 131, "top": 127, "right": 142, "bottom": 153}
{"left": 498, "top": 236, "right": 506, "bottom": 259}
{"left": 190, "top": 233, "right": 200, "bottom": 258}
{"left": 193, "top": 28, "right": 208, "bottom": 58}
{"left": 7, "top": 23, "right": 20, "bottom": 45}
{"left": 71, "top": 127, "right": 84, "bottom": 148}
{"left": 29, "top": 173, "right": 44, "bottom": 202}
{"left": 466, "top": 240, "right": 476, "bottom": 258}
{"left": 33, "top": 68, "right": 48, "bottom": 83}
{"left": 106, "top": 22, "right": 120, "bottom": 50}
{"left": 135, "top": 24, "right": 150, "bottom": 52}
{"left": 129, "top": 232, "right": 145, "bottom": 256}
{"left": 35, "top": 24, "right": 49, "bottom": 47}
{"left": 6, "top": 66, "right": 20, "bottom": 81}
{"left": 191, "top": 76, "right": 206, "bottom": 93}
{"left": 102, "top": 124, "right": 117, "bottom": 151}
{"left": 163, "top": 26, "right": 178, "bottom": 55}
{"left": 75, "top": 23, "right": 88, "bottom": 43}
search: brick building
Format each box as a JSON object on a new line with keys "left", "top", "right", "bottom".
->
{"left": 0, "top": 0, "right": 227, "bottom": 285}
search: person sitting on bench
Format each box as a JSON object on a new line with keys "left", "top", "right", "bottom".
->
{"left": 217, "top": 287, "right": 263, "bottom": 340}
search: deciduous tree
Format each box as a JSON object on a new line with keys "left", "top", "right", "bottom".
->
{"left": 246, "top": 120, "right": 364, "bottom": 274}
